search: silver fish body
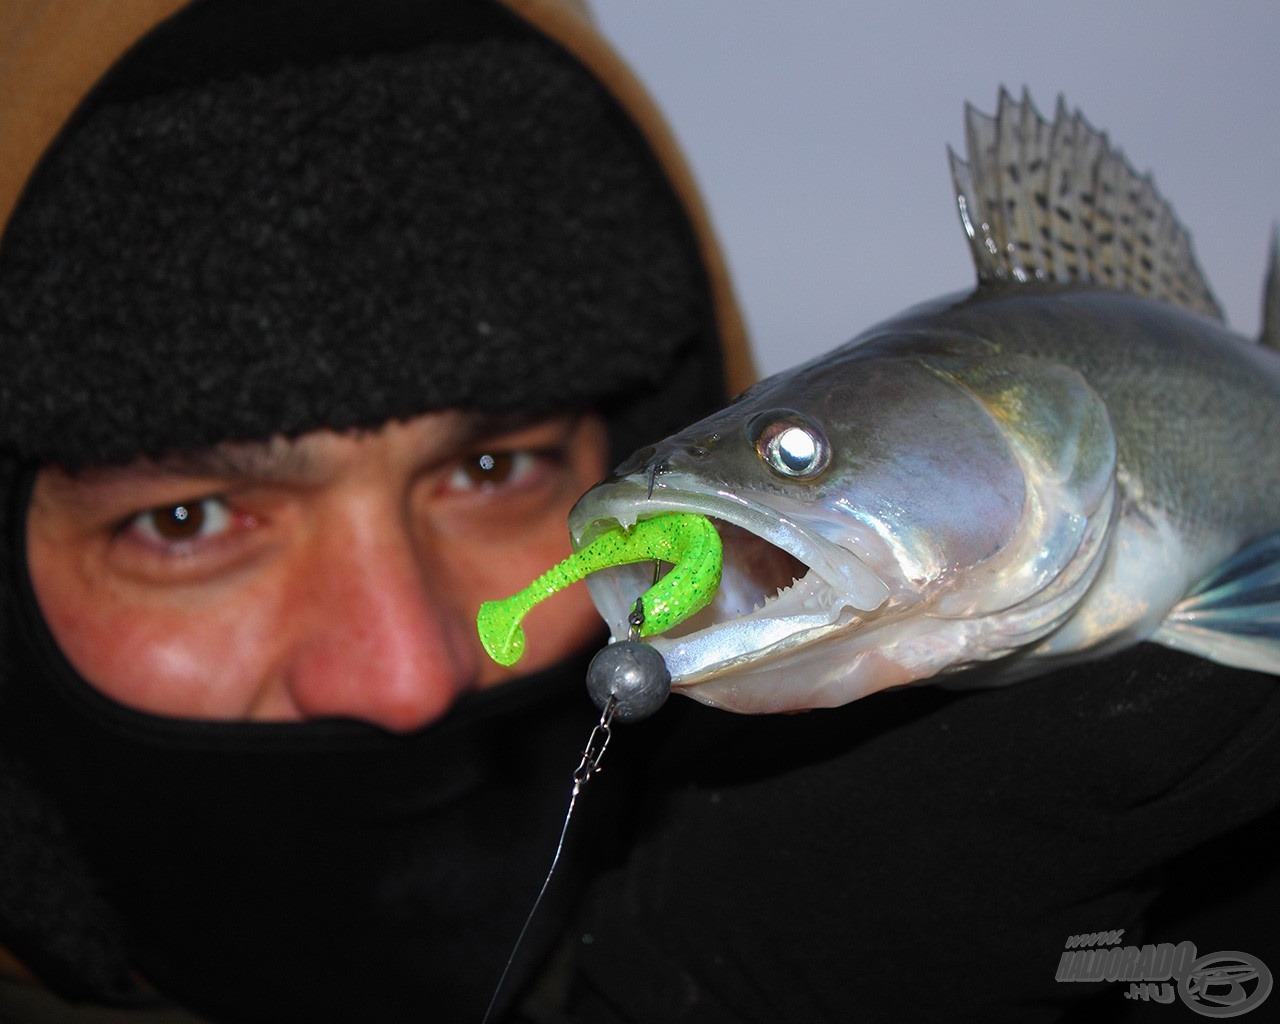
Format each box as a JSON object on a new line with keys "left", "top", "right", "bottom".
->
{"left": 569, "top": 94, "right": 1280, "bottom": 713}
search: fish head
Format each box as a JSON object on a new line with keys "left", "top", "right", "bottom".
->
{"left": 569, "top": 331, "right": 1118, "bottom": 713}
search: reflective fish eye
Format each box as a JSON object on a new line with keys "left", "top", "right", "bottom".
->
{"left": 746, "top": 410, "right": 831, "bottom": 479}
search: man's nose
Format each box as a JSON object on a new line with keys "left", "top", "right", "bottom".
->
{"left": 282, "top": 508, "right": 478, "bottom": 733}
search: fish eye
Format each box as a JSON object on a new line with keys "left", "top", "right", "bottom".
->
{"left": 746, "top": 410, "right": 831, "bottom": 479}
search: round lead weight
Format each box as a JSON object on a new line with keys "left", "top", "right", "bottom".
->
{"left": 586, "top": 641, "right": 671, "bottom": 722}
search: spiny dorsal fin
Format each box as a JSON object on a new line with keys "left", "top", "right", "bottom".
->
{"left": 949, "top": 88, "right": 1224, "bottom": 321}
{"left": 1262, "top": 225, "right": 1280, "bottom": 350}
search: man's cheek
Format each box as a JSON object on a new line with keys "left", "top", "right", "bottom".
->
{"left": 41, "top": 592, "right": 278, "bottom": 719}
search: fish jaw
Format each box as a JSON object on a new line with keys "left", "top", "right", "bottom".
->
{"left": 567, "top": 474, "right": 1004, "bottom": 712}
{"left": 568, "top": 471, "right": 998, "bottom": 711}
{"left": 570, "top": 467, "right": 1116, "bottom": 713}
{"left": 569, "top": 473, "right": 913, "bottom": 707}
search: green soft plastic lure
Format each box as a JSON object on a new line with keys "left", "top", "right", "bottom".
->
{"left": 477, "top": 513, "right": 722, "bottom": 667}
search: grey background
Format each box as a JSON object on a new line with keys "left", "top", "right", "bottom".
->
{"left": 591, "top": 1, "right": 1280, "bottom": 376}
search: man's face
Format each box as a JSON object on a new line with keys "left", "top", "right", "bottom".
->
{"left": 25, "top": 411, "right": 609, "bottom": 732}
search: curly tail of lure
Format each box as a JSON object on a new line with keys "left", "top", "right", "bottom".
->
{"left": 476, "top": 512, "right": 723, "bottom": 667}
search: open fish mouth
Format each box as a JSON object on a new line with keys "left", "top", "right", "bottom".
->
{"left": 568, "top": 482, "right": 893, "bottom": 684}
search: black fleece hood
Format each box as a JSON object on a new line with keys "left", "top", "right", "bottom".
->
{"left": 0, "top": 0, "right": 749, "bottom": 1015}
{"left": 0, "top": 7, "right": 719, "bottom": 468}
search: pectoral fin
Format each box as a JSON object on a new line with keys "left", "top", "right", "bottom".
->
{"left": 1153, "top": 531, "right": 1280, "bottom": 675}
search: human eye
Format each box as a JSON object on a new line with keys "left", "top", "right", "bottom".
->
{"left": 102, "top": 492, "right": 273, "bottom": 583}
{"left": 422, "top": 414, "right": 605, "bottom": 537}
{"left": 121, "top": 497, "right": 237, "bottom": 549}
{"left": 443, "top": 450, "right": 545, "bottom": 494}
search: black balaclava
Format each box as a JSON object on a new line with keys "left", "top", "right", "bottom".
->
{"left": 0, "top": 2, "right": 726, "bottom": 1020}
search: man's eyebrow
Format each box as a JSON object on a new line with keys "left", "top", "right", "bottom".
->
{"left": 153, "top": 437, "right": 320, "bottom": 482}
{"left": 55, "top": 411, "right": 572, "bottom": 490}
{"left": 447, "top": 411, "right": 563, "bottom": 446}
{"left": 58, "top": 436, "right": 323, "bottom": 489}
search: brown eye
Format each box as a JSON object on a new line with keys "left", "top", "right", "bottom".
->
{"left": 465, "top": 452, "right": 512, "bottom": 487}
{"left": 450, "top": 451, "right": 536, "bottom": 491}
{"left": 129, "top": 499, "right": 230, "bottom": 544}
{"left": 151, "top": 504, "right": 205, "bottom": 539}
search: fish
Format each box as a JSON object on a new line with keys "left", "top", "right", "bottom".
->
{"left": 567, "top": 89, "right": 1280, "bottom": 714}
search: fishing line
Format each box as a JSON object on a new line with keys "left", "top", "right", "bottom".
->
{"left": 479, "top": 594, "right": 671, "bottom": 1022}
{"left": 478, "top": 693, "right": 617, "bottom": 1024}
